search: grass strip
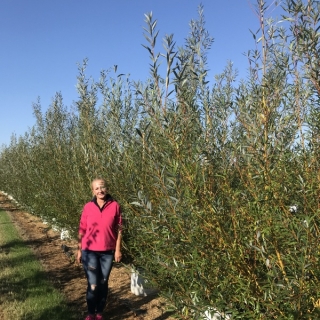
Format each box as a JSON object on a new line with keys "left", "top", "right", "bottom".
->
{"left": 0, "top": 209, "right": 75, "bottom": 320}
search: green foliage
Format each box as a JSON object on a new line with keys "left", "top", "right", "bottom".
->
{"left": 1, "top": 1, "right": 320, "bottom": 318}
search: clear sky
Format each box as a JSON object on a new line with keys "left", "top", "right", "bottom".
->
{"left": 0, "top": 0, "right": 283, "bottom": 147}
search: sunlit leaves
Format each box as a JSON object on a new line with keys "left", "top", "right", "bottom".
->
{"left": 1, "top": 1, "right": 320, "bottom": 319}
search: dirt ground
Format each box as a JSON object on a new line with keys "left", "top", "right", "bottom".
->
{"left": 0, "top": 192, "right": 176, "bottom": 320}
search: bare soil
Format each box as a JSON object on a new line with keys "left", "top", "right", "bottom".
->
{"left": 0, "top": 192, "right": 176, "bottom": 320}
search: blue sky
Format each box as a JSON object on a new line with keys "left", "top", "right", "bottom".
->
{"left": 0, "top": 0, "right": 283, "bottom": 147}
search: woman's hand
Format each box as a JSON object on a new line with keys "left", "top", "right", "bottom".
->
{"left": 77, "top": 233, "right": 83, "bottom": 264}
{"left": 76, "top": 249, "right": 82, "bottom": 264}
{"left": 114, "top": 250, "right": 122, "bottom": 262}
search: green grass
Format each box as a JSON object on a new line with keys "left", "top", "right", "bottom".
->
{"left": 0, "top": 209, "right": 76, "bottom": 320}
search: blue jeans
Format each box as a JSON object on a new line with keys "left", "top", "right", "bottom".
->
{"left": 81, "top": 250, "right": 114, "bottom": 314}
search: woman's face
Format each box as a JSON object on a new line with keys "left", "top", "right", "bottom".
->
{"left": 91, "top": 180, "right": 107, "bottom": 200}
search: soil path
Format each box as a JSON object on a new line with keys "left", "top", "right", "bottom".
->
{"left": 0, "top": 192, "right": 175, "bottom": 320}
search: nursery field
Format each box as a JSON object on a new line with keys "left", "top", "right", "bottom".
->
{"left": 2, "top": 1, "right": 320, "bottom": 318}
{"left": 0, "top": 192, "right": 175, "bottom": 320}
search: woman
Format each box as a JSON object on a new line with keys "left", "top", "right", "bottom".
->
{"left": 77, "top": 178, "right": 122, "bottom": 320}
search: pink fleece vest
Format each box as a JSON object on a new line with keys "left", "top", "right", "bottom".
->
{"left": 79, "top": 200, "right": 122, "bottom": 251}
